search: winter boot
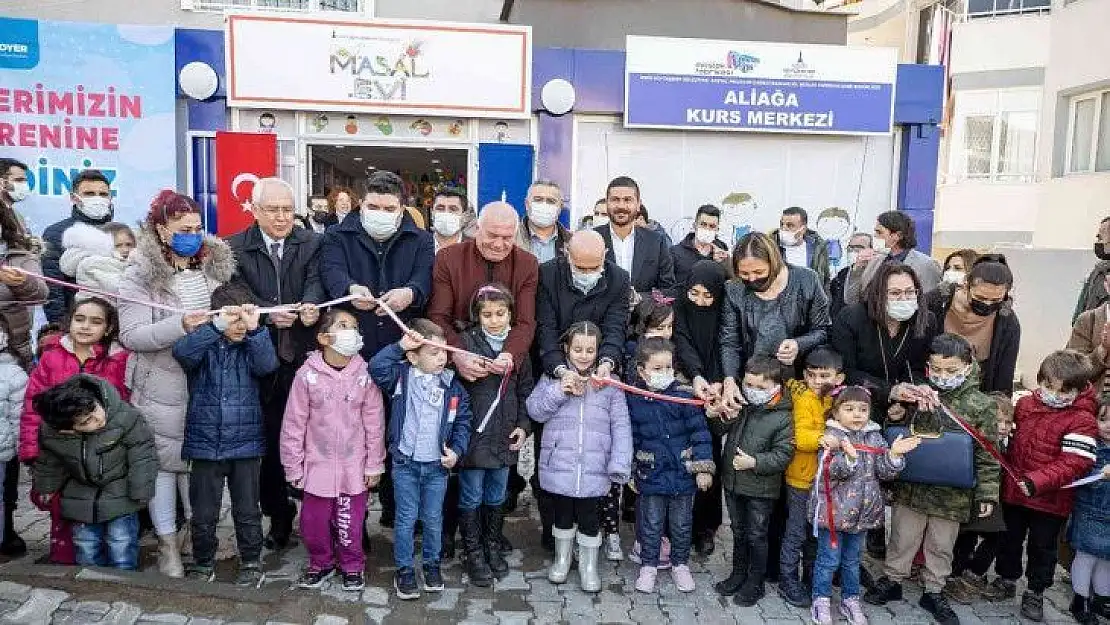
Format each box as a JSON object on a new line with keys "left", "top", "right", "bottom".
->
{"left": 576, "top": 532, "right": 603, "bottom": 593}
{"left": 0, "top": 506, "right": 25, "bottom": 557}
{"left": 460, "top": 509, "right": 492, "bottom": 587}
{"left": 1069, "top": 593, "right": 1097, "bottom": 625}
{"left": 548, "top": 526, "right": 576, "bottom": 584}
{"left": 482, "top": 504, "right": 509, "bottom": 579}
{"left": 157, "top": 534, "right": 184, "bottom": 578}
{"left": 714, "top": 538, "right": 747, "bottom": 596}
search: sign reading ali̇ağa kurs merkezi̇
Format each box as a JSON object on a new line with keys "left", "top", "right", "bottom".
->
{"left": 226, "top": 13, "right": 531, "bottom": 119}
{"left": 624, "top": 35, "right": 898, "bottom": 136}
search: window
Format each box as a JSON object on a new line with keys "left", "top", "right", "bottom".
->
{"left": 1067, "top": 90, "right": 1110, "bottom": 174}
{"left": 967, "top": 0, "right": 1050, "bottom": 17}
{"left": 950, "top": 89, "right": 1039, "bottom": 182}
{"left": 183, "top": 0, "right": 369, "bottom": 13}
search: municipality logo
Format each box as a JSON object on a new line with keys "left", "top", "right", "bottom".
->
{"left": 0, "top": 18, "right": 40, "bottom": 70}
{"left": 783, "top": 51, "right": 817, "bottom": 79}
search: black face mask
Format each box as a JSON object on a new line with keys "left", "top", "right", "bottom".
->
{"left": 1096, "top": 242, "right": 1110, "bottom": 261}
{"left": 742, "top": 276, "right": 773, "bottom": 293}
{"left": 313, "top": 211, "right": 338, "bottom": 226}
{"left": 969, "top": 297, "right": 1003, "bottom": 317}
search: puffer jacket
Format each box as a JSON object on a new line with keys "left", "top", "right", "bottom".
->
{"left": 173, "top": 323, "right": 279, "bottom": 461}
{"left": 33, "top": 375, "right": 158, "bottom": 524}
{"left": 0, "top": 352, "right": 28, "bottom": 463}
{"left": 712, "top": 390, "right": 794, "bottom": 499}
{"left": 280, "top": 352, "right": 386, "bottom": 499}
{"left": 1067, "top": 443, "right": 1110, "bottom": 559}
{"left": 458, "top": 327, "right": 533, "bottom": 469}
{"left": 628, "top": 379, "right": 715, "bottom": 496}
{"left": 19, "top": 335, "right": 130, "bottom": 462}
{"left": 118, "top": 229, "right": 236, "bottom": 472}
{"left": 526, "top": 374, "right": 633, "bottom": 498}
{"left": 784, "top": 379, "right": 829, "bottom": 490}
{"left": 0, "top": 247, "right": 50, "bottom": 366}
{"left": 1002, "top": 386, "right": 1099, "bottom": 517}
{"left": 42, "top": 209, "right": 114, "bottom": 322}
{"left": 889, "top": 368, "right": 1000, "bottom": 523}
{"left": 808, "top": 420, "right": 905, "bottom": 533}
{"left": 59, "top": 222, "right": 127, "bottom": 296}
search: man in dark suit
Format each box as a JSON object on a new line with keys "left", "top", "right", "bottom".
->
{"left": 595, "top": 176, "right": 676, "bottom": 299}
{"left": 226, "top": 177, "right": 324, "bottom": 550}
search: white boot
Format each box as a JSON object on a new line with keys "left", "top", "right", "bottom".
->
{"left": 158, "top": 534, "right": 184, "bottom": 578}
{"left": 577, "top": 532, "right": 603, "bottom": 593}
{"left": 548, "top": 526, "right": 576, "bottom": 584}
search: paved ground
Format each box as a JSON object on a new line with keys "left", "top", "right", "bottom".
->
{"left": 0, "top": 472, "right": 1085, "bottom": 625}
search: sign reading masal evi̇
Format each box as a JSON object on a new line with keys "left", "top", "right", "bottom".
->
{"left": 624, "top": 36, "right": 898, "bottom": 135}
{"left": 227, "top": 14, "right": 532, "bottom": 119}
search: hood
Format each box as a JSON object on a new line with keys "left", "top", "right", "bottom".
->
{"left": 302, "top": 350, "right": 368, "bottom": 380}
{"left": 42, "top": 334, "right": 123, "bottom": 359}
{"left": 130, "top": 227, "right": 236, "bottom": 295}
{"left": 61, "top": 222, "right": 115, "bottom": 256}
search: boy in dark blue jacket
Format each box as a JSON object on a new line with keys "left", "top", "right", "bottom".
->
{"left": 172, "top": 281, "right": 279, "bottom": 587}
{"left": 370, "top": 318, "right": 471, "bottom": 601}
{"left": 627, "top": 337, "right": 715, "bottom": 594}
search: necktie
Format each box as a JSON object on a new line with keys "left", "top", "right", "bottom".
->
{"left": 270, "top": 241, "right": 282, "bottom": 262}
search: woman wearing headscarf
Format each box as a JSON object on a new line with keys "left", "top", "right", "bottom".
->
{"left": 673, "top": 260, "right": 728, "bottom": 556}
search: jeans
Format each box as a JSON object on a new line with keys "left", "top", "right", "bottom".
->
{"left": 551, "top": 494, "right": 602, "bottom": 537}
{"left": 458, "top": 467, "right": 510, "bottom": 511}
{"left": 392, "top": 456, "right": 448, "bottom": 569}
{"left": 637, "top": 494, "right": 694, "bottom": 567}
{"left": 812, "top": 528, "right": 864, "bottom": 599}
{"left": 996, "top": 503, "right": 1066, "bottom": 593}
{"left": 779, "top": 486, "right": 812, "bottom": 585}
{"left": 73, "top": 513, "right": 139, "bottom": 569}
{"left": 190, "top": 458, "right": 263, "bottom": 567}
{"left": 301, "top": 492, "right": 368, "bottom": 574}
{"left": 725, "top": 492, "right": 775, "bottom": 585}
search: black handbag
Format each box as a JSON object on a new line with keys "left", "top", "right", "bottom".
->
{"left": 885, "top": 408, "right": 977, "bottom": 489}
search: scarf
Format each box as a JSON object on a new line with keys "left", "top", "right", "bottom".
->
{"left": 944, "top": 287, "right": 995, "bottom": 363}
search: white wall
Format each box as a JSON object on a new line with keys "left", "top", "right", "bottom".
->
{"left": 1032, "top": 173, "right": 1110, "bottom": 248}
{"left": 949, "top": 15, "right": 1049, "bottom": 75}
{"left": 934, "top": 182, "right": 1040, "bottom": 233}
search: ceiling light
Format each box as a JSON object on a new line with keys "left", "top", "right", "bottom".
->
{"left": 435, "top": 168, "right": 443, "bottom": 173}
{"left": 425, "top": 148, "right": 435, "bottom": 152}
{"left": 354, "top": 157, "right": 363, "bottom": 161}
{"left": 431, "top": 159, "right": 440, "bottom": 164}
{"left": 367, "top": 166, "right": 377, "bottom": 170}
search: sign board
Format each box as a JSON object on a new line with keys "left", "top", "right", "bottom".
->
{"left": 624, "top": 36, "right": 898, "bottom": 136}
{"left": 214, "top": 131, "right": 277, "bottom": 237}
{"left": 0, "top": 17, "right": 176, "bottom": 232}
{"left": 227, "top": 14, "right": 532, "bottom": 119}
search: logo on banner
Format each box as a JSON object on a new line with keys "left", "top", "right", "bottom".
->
{"left": 330, "top": 35, "right": 431, "bottom": 102}
{"left": 694, "top": 51, "right": 758, "bottom": 77}
{"left": 0, "top": 18, "right": 39, "bottom": 70}
{"left": 783, "top": 51, "right": 817, "bottom": 79}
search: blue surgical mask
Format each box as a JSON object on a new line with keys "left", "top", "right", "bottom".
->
{"left": 1037, "top": 387, "right": 1078, "bottom": 409}
{"left": 482, "top": 327, "right": 509, "bottom": 352}
{"left": 170, "top": 232, "right": 204, "bottom": 258}
{"left": 571, "top": 267, "right": 602, "bottom": 293}
{"left": 742, "top": 384, "right": 780, "bottom": 406}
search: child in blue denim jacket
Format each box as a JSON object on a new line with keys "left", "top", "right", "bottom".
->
{"left": 370, "top": 318, "right": 471, "bottom": 601}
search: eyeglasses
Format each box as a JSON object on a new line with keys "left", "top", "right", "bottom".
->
{"left": 258, "top": 206, "right": 295, "bottom": 217}
{"left": 887, "top": 288, "right": 918, "bottom": 300}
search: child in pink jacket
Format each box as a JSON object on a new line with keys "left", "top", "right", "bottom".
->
{"left": 280, "top": 309, "right": 386, "bottom": 591}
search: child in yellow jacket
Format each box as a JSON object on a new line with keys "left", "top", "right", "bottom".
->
{"left": 779, "top": 347, "right": 844, "bottom": 608}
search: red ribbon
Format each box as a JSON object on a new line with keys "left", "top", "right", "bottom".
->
{"left": 591, "top": 375, "right": 706, "bottom": 406}
{"left": 936, "top": 405, "right": 1021, "bottom": 483}
{"left": 819, "top": 443, "right": 887, "bottom": 549}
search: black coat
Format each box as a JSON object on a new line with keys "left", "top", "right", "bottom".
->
{"left": 458, "top": 327, "right": 533, "bottom": 469}
{"left": 226, "top": 224, "right": 325, "bottom": 364}
{"left": 596, "top": 224, "right": 677, "bottom": 296}
{"left": 925, "top": 284, "right": 1020, "bottom": 395}
{"left": 670, "top": 233, "right": 730, "bottom": 286}
{"left": 830, "top": 266, "right": 850, "bottom": 321}
{"left": 535, "top": 257, "right": 631, "bottom": 377}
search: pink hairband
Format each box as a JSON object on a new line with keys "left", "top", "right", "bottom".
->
{"left": 650, "top": 289, "right": 674, "bottom": 305}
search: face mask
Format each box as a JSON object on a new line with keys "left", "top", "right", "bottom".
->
{"left": 646, "top": 369, "right": 675, "bottom": 391}
{"left": 846, "top": 251, "right": 858, "bottom": 266}
{"left": 432, "top": 212, "right": 463, "bottom": 237}
{"left": 928, "top": 365, "right": 971, "bottom": 391}
{"left": 872, "top": 237, "right": 889, "bottom": 253}
{"left": 77, "top": 196, "right": 112, "bottom": 219}
{"left": 1096, "top": 242, "right": 1110, "bottom": 261}
{"left": 695, "top": 228, "right": 717, "bottom": 245}
{"left": 0, "top": 330, "right": 9, "bottom": 353}
{"left": 482, "top": 327, "right": 509, "bottom": 343}
{"left": 886, "top": 299, "right": 918, "bottom": 321}
{"left": 571, "top": 268, "right": 602, "bottom": 293}
{"left": 777, "top": 230, "right": 800, "bottom": 247}
{"left": 593, "top": 216, "right": 609, "bottom": 228}
{"left": 361, "top": 209, "right": 400, "bottom": 240}
{"left": 1037, "top": 387, "right": 1078, "bottom": 409}
{"left": 530, "top": 204, "right": 560, "bottom": 229}
{"left": 330, "top": 328, "right": 363, "bottom": 357}
{"left": 942, "top": 270, "right": 965, "bottom": 285}
{"left": 743, "top": 384, "right": 780, "bottom": 406}
{"left": 742, "top": 275, "right": 772, "bottom": 293}
{"left": 170, "top": 232, "right": 203, "bottom": 258}
{"left": 7, "top": 181, "right": 30, "bottom": 202}
{"left": 969, "top": 297, "right": 1003, "bottom": 317}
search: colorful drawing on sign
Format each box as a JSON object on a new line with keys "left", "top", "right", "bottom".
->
{"left": 411, "top": 119, "right": 433, "bottom": 136}
{"left": 310, "top": 114, "right": 329, "bottom": 132}
{"left": 721, "top": 191, "right": 758, "bottom": 245}
{"left": 345, "top": 115, "right": 359, "bottom": 134}
{"left": 0, "top": 18, "right": 176, "bottom": 232}
{"left": 494, "top": 121, "right": 510, "bottom": 142}
{"left": 330, "top": 37, "right": 430, "bottom": 102}
{"left": 816, "top": 206, "right": 854, "bottom": 268}
{"left": 258, "top": 112, "right": 276, "bottom": 133}
{"left": 374, "top": 116, "right": 393, "bottom": 135}
{"left": 447, "top": 120, "right": 464, "bottom": 136}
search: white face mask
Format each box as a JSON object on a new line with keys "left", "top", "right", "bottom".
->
{"left": 777, "top": 229, "right": 801, "bottom": 247}
{"left": 7, "top": 181, "right": 30, "bottom": 203}
{"left": 942, "top": 269, "right": 965, "bottom": 285}
{"left": 646, "top": 369, "right": 675, "bottom": 391}
{"left": 743, "top": 384, "right": 780, "bottom": 406}
{"left": 529, "top": 204, "right": 560, "bottom": 229}
{"left": 432, "top": 212, "right": 462, "bottom": 238}
{"left": 361, "top": 209, "right": 401, "bottom": 240}
{"left": 330, "top": 328, "right": 363, "bottom": 357}
{"left": 886, "top": 299, "right": 918, "bottom": 321}
{"left": 571, "top": 267, "right": 602, "bottom": 293}
{"left": 77, "top": 196, "right": 112, "bottom": 219}
{"left": 694, "top": 228, "right": 717, "bottom": 245}
{"left": 0, "top": 329, "right": 9, "bottom": 353}
{"left": 872, "top": 237, "right": 889, "bottom": 253}
{"left": 593, "top": 215, "right": 609, "bottom": 228}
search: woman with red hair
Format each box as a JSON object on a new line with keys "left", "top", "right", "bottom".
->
{"left": 117, "top": 190, "right": 237, "bottom": 578}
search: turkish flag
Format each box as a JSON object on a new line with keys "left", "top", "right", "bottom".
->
{"left": 215, "top": 131, "right": 277, "bottom": 237}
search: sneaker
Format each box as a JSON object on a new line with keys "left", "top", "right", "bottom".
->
{"left": 1021, "top": 590, "right": 1044, "bottom": 622}
{"left": 635, "top": 565, "right": 658, "bottom": 593}
{"left": 943, "top": 577, "right": 977, "bottom": 605}
{"left": 919, "top": 592, "right": 959, "bottom": 625}
{"left": 394, "top": 567, "right": 421, "bottom": 600}
{"left": 185, "top": 565, "right": 216, "bottom": 583}
{"left": 297, "top": 567, "right": 335, "bottom": 589}
{"left": 423, "top": 564, "right": 445, "bottom": 592}
{"left": 671, "top": 564, "right": 696, "bottom": 593}
{"left": 840, "top": 596, "right": 869, "bottom": 625}
{"left": 342, "top": 571, "right": 365, "bottom": 592}
{"left": 811, "top": 597, "right": 833, "bottom": 625}
{"left": 605, "top": 533, "right": 624, "bottom": 562}
{"left": 863, "top": 576, "right": 902, "bottom": 606}
{"left": 986, "top": 577, "right": 1017, "bottom": 601}
{"left": 235, "top": 563, "right": 266, "bottom": 588}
